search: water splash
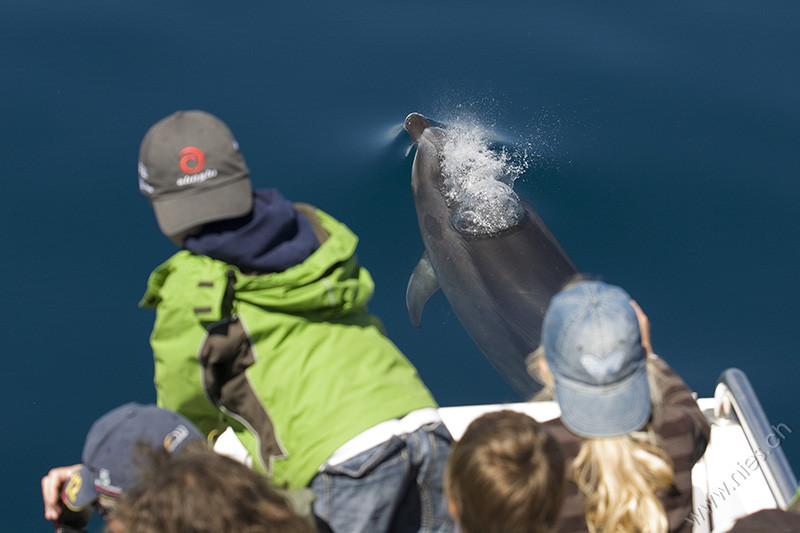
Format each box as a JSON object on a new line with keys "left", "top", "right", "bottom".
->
{"left": 440, "top": 118, "right": 530, "bottom": 235}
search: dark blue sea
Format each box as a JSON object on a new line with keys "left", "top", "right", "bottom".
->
{"left": 4, "top": 2, "right": 799, "bottom": 530}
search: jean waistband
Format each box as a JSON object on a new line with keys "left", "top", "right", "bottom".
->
{"left": 323, "top": 408, "right": 442, "bottom": 467}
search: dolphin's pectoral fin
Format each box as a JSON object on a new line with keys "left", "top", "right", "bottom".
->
{"left": 406, "top": 252, "right": 440, "bottom": 328}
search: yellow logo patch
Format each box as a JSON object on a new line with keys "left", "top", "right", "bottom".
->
{"left": 64, "top": 472, "right": 83, "bottom": 504}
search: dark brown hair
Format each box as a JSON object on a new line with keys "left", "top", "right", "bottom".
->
{"left": 111, "top": 443, "right": 314, "bottom": 533}
{"left": 445, "top": 410, "right": 566, "bottom": 533}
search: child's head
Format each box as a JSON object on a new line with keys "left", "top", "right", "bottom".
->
{"left": 444, "top": 410, "right": 565, "bottom": 533}
{"left": 541, "top": 280, "right": 650, "bottom": 438}
{"left": 110, "top": 445, "right": 314, "bottom": 533}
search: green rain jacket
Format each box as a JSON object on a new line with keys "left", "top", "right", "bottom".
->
{"left": 140, "top": 206, "right": 438, "bottom": 489}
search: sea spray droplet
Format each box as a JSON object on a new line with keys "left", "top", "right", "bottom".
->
{"left": 441, "top": 121, "right": 527, "bottom": 235}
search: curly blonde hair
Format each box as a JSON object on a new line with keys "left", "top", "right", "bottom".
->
{"left": 529, "top": 350, "right": 674, "bottom": 533}
{"left": 573, "top": 430, "right": 674, "bottom": 533}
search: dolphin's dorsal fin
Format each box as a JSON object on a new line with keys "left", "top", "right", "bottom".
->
{"left": 404, "top": 113, "right": 431, "bottom": 144}
{"left": 406, "top": 251, "right": 440, "bottom": 328}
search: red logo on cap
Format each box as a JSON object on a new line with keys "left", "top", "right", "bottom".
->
{"left": 179, "top": 146, "right": 205, "bottom": 175}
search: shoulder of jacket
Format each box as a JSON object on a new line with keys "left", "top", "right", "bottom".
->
{"left": 140, "top": 251, "right": 236, "bottom": 314}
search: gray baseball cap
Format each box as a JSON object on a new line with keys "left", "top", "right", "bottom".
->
{"left": 138, "top": 110, "right": 253, "bottom": 237}
{"left": 542, "top": 281, "right": 651, "bottom": 438}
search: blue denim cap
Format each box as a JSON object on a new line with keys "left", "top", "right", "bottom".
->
{"left": 542, "top": 281, "right": 650, "bottom": 438}
{"left": 62, "top": 403, "right": 205, "bottom": 511}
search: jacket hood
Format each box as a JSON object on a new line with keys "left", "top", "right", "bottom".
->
{"left": 141, "top": 209, "right": 375, "bottom": 320}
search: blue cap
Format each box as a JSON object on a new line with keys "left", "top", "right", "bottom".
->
{"left": 542, "top": 281, "right": 650, "bottom": 438}
{"left": 61, "top": 403, "right": 205, "bottom": 511}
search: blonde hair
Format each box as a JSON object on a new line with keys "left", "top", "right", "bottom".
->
{"left": 573, "top": 430, "right": 674, "bottom": 533}
{"left": 529, "top": 350, "right": 673, "bottom": 532}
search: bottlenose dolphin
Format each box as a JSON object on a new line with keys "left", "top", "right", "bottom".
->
{"left": 404, "top": 113, "right": 578, "bottom": 398}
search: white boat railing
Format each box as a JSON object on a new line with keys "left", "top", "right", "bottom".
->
{"left": 714, "top": 367, "right": 797, "bottom": 509}
{"left": 212, "top": 367, "right": 798, "bottom": 532}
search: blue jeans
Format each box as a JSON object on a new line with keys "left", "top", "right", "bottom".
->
{"left": 310, "top": 422, "right": 455, "bottom": 533}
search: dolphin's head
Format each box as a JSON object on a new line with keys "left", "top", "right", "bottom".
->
{"left": 404, "top": 113, "right": 431, "bottom": 144}
{"left": 405, "top": 112, "right": 525, "bottom": 237}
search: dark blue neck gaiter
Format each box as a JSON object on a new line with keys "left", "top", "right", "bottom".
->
{"left": 183, "top": 189, "right": 320, "bottom": 273}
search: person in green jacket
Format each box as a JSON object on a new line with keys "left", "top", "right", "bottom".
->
{"left": 137, "top": 110, "right": 454, "bottom": 533}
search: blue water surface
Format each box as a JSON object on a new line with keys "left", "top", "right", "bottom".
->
{"left": 3, "top": 2, "right": 799, "bottom": 530}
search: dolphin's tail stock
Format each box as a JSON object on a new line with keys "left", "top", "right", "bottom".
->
{"left": 404, "top": 113, "right": 431, "bottom": 144}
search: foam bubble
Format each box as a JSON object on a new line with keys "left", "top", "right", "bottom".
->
{"left": 441, "top": 120, "right": 528, "bottom": 235}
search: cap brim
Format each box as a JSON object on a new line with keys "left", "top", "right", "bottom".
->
{"left": 151, "top": 178, "right": 253, "bottom": 237}
{"left": 554, "top": 364, "right": 651, "bottom": 438}
{"left": 61, "top": 467, "right": 98, "bottom": 512}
